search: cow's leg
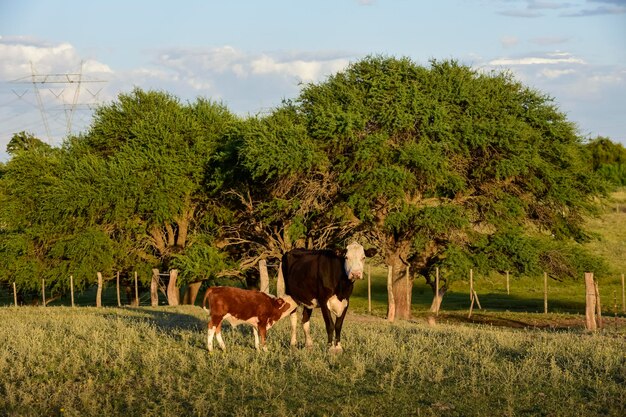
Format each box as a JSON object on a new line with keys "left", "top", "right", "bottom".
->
{"left": 290, "top": 310, "right": 298, "bottom": 347}
{"left": 319, "top": 305, "right": 335, "bottom": 349}
{"left": 207, "top": 317, "right": 223, "bottom": 352}
{"left": 214, "top": 321, "right": 226, "bottom": 351}
{"left": 333, "top": 303, "right": 349, "bottom": 353}
{"left": 252, "top": 326, "right": 260, "bottom": 351}
{"left": 302, "top": 307, "right": 314, "bottom": 348}
{"left": 207, "top": 325, "right": 215, "bottom": 352}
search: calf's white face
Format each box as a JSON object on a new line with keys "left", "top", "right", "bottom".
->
{"left": 344, "top": 242, "right": 366, "bottom": 281}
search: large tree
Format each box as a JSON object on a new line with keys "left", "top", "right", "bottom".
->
{"left": 1, "top": 91, "right": 237, "bottom": 304}
{"left": 66, "top": 89, "right": 236, "bottom": 303}
{"left": 212, "top": 104, "right": 360, "bottom": 270}
{"left": 289, "top": 56, "right": 604, "bottom": 319}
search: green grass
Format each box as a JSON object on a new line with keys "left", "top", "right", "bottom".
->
{"left": 0, "top": 306, "right": 624, "bottom": 417}
{"left": 1, "top": 191, "right": 625, "bottom": 416}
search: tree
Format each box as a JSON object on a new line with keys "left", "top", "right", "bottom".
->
{"left": 584, "top": 136, "right": 626, "bottom": 186}
{"left": 289, "top": 56, "right": 604, "bottom": 319}
{"left": 212, "top": 104, "right": 360, "bottom": 271}
{"left": 0, "top": 90, "right": 237, "bottom": 305}
{"left": 61, "top": 89, "right": 237, "bottom": 304}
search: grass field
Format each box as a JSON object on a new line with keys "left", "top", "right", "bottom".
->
{"left": 0, "top": 191, "right": 625, "bottom": 416}
{"left": 0, "top": 306, "right": 624, "bottom": 417}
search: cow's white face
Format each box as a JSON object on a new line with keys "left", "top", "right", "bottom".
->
{"left": 344, "top": 242, "right": 367, "bottom": 281}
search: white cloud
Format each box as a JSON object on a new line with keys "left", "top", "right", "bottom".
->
{"left": 539, "top": 68, "right": 576, "bottom": 78}
{"left": 0, "top": 40, "right": 357, "bottom": 158}
{"left": 489, "top": 52, "right": 586, "bottom": 66}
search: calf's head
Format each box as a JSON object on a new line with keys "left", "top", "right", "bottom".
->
{"left": 342, "top": 242, "right": 377, "bottom": 281}
{"left": 275, "top": 295, "right": 298, "bottom": 318}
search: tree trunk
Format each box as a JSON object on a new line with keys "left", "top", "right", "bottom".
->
{"left": 96, "top": 272, "right": 103, "bottom": 307}
{"left": 385, "top": 242, "right": 413, "bottom": 321}
{"left": 182, "top": 282, "right": 202, "bottom": 305}
{"left": 386, "top": 250, "right": 412, "bottom": 320}
{"left": 429, "top": 287, "right": 447, "bottom": 313}
{"left": 387, "top": 265, "right": 395, "bottom": 322}
{"left": 277, "top": 263, "right": 285, "bottom": 297}
{"left": 259, "top": 259, "right": 269, "bottom": 294}
{"left": 392, "top": 268, "right": 412, "bottom": 320}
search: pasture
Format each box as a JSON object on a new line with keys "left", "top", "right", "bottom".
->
{"left": 0, "top": 306, "right": 624, "bottom": 417}
{"left": 1, "top": 192, "right": 625, "bottom": 416}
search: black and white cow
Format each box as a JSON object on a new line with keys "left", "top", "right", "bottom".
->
{"left": 281, "top": 242, "right": 376, "bottom": 352}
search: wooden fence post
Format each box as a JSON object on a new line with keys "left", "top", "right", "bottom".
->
{"left": 70, "top": 275, "right": 75, "bottom": 308}
{"left": 151, "top": 269, "right": 159, "bottom": 307}
{"left": 42, "top": 279, "right": 46, "bottom": 307}
{"left": 367, "top": 263, "right": 372, "bottom": 314}
{"left": 167, "top": 269, "right": 179, "bottom": 306}
{"left": 506, "top": 271, "right": 510, "bottom": 295}
{"left": 259, "top": 259, "right": 269, "bottom": 294}
{"left": 13, "top": 282, "right": 17, "bottom": 307}
{"left": 468, "top": 269, "right": 474, "bottom": 318}
{"left": 96, "top": 272, "right": 103, "bottom": 307}
{"left": 594, "top": 279, "right": 603, "bottom": 329}
{"left": 406, "top": 264, "right": 411, "bottom": 318}
{"left": 387, "top": 265, "right": 395, "bottom": 322}
{"left": 543, "top": 272, "right": 548, "bottom": 314}
{"left": 622, "top": 274, "right": 626, "bottom": 313}
{"left": 116, "top": 271, "right": 121, "bottom": 307}
{"left": 134, "top": 271, "right": 139, "bottom": 306}
{"left": 584, "top": 272, "right": 597, "bottom": 331}
{"left": 435, "top": 267, "right": 440, "bottom": 316}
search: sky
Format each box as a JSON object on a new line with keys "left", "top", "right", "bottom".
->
{"left": 0, "top": 0, "right": 625, "bottom": 161}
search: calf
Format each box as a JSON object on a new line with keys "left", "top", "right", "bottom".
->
{"left": 202, "top": 286, "right": 296, "bottom": 352}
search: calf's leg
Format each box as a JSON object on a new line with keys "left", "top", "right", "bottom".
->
{"left": 207, "top": 317, "right": 224, "bottom": 352}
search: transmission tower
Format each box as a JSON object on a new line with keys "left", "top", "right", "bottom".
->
{"left": 10, "top": 61, "right": 107, "bottom": 143}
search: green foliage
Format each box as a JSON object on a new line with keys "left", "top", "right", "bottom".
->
{"left": 238, "top": 106, "right": 326, "bottom": 180}
{"left": 0, "top": 89, "right": 236, "bottom": 297}
{"left": 293, "top": 55, "right": 603, "bottom": 282}
{"left": 0, "top": 56, "right": 612, "bottom": 299}
{"left": 47, "top": 228, "right": 116, "bottom": 292}
{"left": 6, "top": 131, "right": 50, "bottom": 155}
{"left": 584, "top": 136, "right": 626, "bottom": 186}
{"left": 169, "top": 236, "right": 229, "bottom": 285}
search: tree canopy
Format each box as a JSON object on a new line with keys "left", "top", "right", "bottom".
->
{"left": 0, "top": 57, "right": 611, "bottom": 312}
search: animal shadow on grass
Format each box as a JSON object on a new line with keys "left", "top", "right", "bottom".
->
{"left": 129, "top": 309, "right": 264, "bottom": 351}
{"left": 110, "top": 309, "right": 209, "bottom": 350}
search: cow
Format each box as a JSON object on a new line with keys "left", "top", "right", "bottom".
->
{"left": 281, "top": 242, "right": 377, "bottom": 353}
{"left": 202, "top": 286, "right": 297, "bottom": 352}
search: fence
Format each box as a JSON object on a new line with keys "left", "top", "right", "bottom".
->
{"left": 2, "top": 265, "right": 625, "bottom": 331}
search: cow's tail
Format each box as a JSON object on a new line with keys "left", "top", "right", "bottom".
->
{"left": 202, "top": 287, "right": 213, "bottom": 314}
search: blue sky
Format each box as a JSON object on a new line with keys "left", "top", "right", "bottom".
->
{"left": 1, "top": 0, "right": 625, "bottom": 161}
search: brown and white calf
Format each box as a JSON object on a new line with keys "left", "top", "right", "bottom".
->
{"left": 202, "top": 286, "right": 297, "bottom": 352}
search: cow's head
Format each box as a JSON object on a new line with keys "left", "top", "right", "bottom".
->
{"left": 342, "top": 242, "right": 377, "bottom": 281}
